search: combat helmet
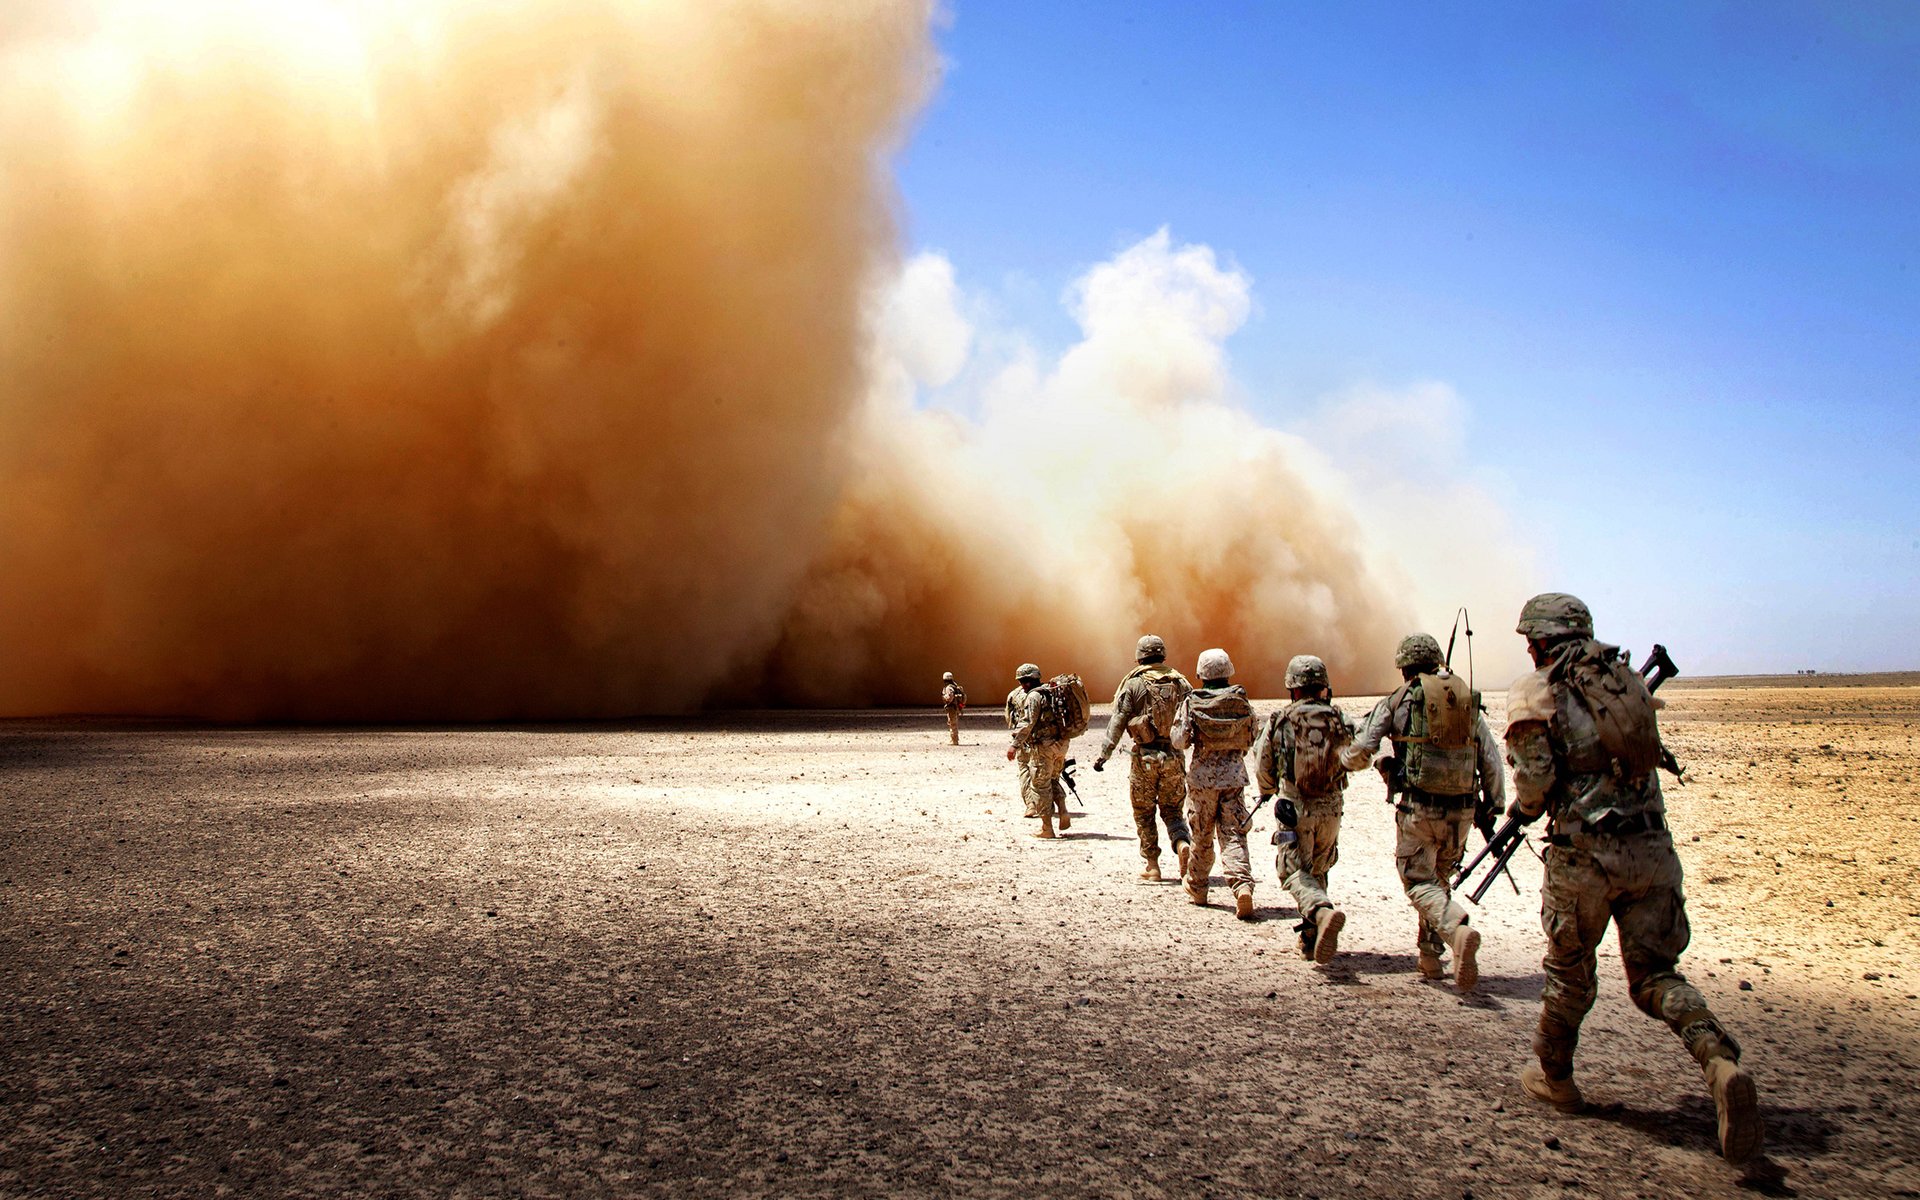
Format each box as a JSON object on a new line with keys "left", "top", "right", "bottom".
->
{"left": 1135, "top": 634, "right": 1167, "bottom": 664}
{"left": 1394, "top": 633, "right": 1444, "bottom": 671}
{"left": 943, "top": 671, "right": 955, "bottom": 682}
{"left": 1196, "top": 648, "right": 1234, "bottom": 681}
{"left": 1285, "top": 654, "right": 1329, "bottom": 691}
{"left": 1015, "top": 662, "right": 1042, "bottom": 684}
{"left": 1516, "top": 592, "right": 1593, "bottom": 640}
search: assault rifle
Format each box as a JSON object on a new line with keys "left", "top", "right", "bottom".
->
{"left": 1454, "top": 642, "right": 1682, "bottom": 905}
{"left": 1061, "top": 758, "right": 1081, "bottom": 805}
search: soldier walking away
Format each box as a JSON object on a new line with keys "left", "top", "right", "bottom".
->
{"left": 941, "top": 671, "right": 966, "bottom": 745}
{"left": 1503, "top": 593, "right": 1762, "bottom": 1164}
{"left": 1342, "top": 632, "right": 1506, "bottom": 991}
{"left": 1172, "top": 649, "right": 1258, "bottom": 919}
{"left": 1091, "top": 634, "right": 1194, "bottom": 882}
{"left": 1252, "top": 654, "right": 1355, "bottom": 963}
{"left": 1007, "top": 663, "right": 1071, "bottom": 838}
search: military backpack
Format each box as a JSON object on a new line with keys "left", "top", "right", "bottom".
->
{"left": 1283, "top": 701, "right": 1351, "bottom": 796}
{"left": 1558, "top": 643, "right": 1663, "bottom": 782}
{"left": 1398, "top": 670, "right": 1478, "bottom": 796}
{"left": 1035, "top": 674, "right": 1091, "bottom": 741}
{"left": 1128, "top": 668, "right": 1188, "bottom": 743}
{"left": 1187, "top": 685, "right": 1255, "bottom": 752}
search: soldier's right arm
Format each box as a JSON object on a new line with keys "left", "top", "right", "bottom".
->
{"left": 1252, "top": 710, "right": 1284, "bottom": 797}
{"left": 1339, "top": 695, "right": 1395, "bottom": 772}
{"left": 1503, "top": 669, "right": 1557, "bottom": 819}
{"left": 1097, "top": 679, "right": 1136, "bottom": 764}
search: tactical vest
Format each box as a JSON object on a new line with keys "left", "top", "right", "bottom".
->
{"left": 1188, "top": 686, "right": 1255, "bottom": 752}
{"left": 1283, "top": 700, "right": 1350, "bottom": 797}
{"left": 1397, "top": 671, "right": 1478, "bottom": 797}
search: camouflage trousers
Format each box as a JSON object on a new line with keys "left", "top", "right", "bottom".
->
{"left": 1020, "top": 741, "right": 1069, "bottom": 821}
{"left": 1534, "top": 829, "right": 1739, "bottom": 1077}
{"left": 1276, "top": 794, "right": 1342, "bottom": 919}
{"left": 945, "top": 707, "right": 960, "bottom": 744}
{"left": 1128, "top": 749, "right": 1191, "bottom": 862}
{"left": 1186, "top": 786, "right": 1253, "bottom": 897}
{"left": 1396, "top": 803, "right": 1473, "bottom": 956}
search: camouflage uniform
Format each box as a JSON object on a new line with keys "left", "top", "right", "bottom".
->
{"left": 1010, "top": 683, "right": 1068, "bottom": 832}
{"left": 941, "top": 678, "right": 965, "bottom": 745}
{"left": 1173, "top": 672, "right": 1255, "bottom": 909}
{"left": 1343, "top": 665, "right": 1505, "bottom": 973}
{"left": 1505, "top": 593, "right": 1760, "bottom": 1161}
{"left": 1252, "top": 698, "right": 1353, "bottom": 929}
{"left": 1094, "top": 662, "right": 1193, "bottom": 872}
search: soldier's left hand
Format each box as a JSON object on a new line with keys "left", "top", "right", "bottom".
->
{"left": 1005, "top": 746, "right": 1016, "bottom": 761}
{"left": 1091, "top": 758, "right": 1105, "bottom": 772}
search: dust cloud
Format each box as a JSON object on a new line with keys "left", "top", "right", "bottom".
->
{"left": 0, "top": 1, "right": 1524, "bottom": 718}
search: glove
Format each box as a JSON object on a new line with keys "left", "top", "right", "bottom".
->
{"left": 1276, "top": 797, "right": 1298, "bottom": 829}
{"left": 1505, "top": 799, "right": 1542, "bottom": 826}
{"left": 1092, "top": 757, "right": 1106, "bottom": 773}
{"left": 1005, "top": 746, "right": 1017, "bottom": 762}
{"left": 1474, "top": 796, "right": 1497, "bottom": 842}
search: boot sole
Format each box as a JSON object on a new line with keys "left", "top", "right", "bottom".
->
{"left": 1717, "top": 1070, "right": 1764, "bottom": 1163}
{"left": 1453, "top": 927, "right": 1481, "bottom": 992}
{"left": 1313, "top": 910, "right": 1345, "bottom": 964}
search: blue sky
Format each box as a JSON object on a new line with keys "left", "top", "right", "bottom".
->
{"left": 892, "top": 2, "right": 1919, "bottom": 674}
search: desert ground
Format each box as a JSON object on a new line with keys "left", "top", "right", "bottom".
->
{"left": 3, "top": 679, "right": 1917, "bottom": 1198}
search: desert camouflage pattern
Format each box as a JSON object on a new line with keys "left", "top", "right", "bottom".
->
{"left": 1023, "top": 740, "right": 1069, "bottom": 821}
{"left": 1507, "top": 639, "right": 1742, "bottom": 1080}
{"left": 1172, "top": 688, "right": 1252, "bottom": 789}
{"left": 1185, "top": 786, "right": 1254, "bottom": 899}
{"left": 1276, "top": 795, "right": 1343, "bottom": 920}
{"left": 1396, "top": 805, "right": 1473, "bottom": 957}
{"left": 1098, "top": 663, "right": 1191, "bottom": 761}
{"left": 1342, "top": 684, "right": 1506, "bottom": 806}
{"left": 1128, "top": 749, "right": 1191, "bottom": 864}
{"left": 1531, "top": 830, "right": 1734, "bottom": 1076}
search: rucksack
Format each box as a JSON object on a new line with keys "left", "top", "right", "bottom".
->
{"left": 1041, "top": 674, "right": 1091, "bottom": 740}
{"left": 1127, "top": 669, "right": 1189, "bottom": 742}
{"left": 943, "top": 683, "right": 966, "bottom": 708}
{"left": 1284, "top": 702, "right": 1351, "bottom": 796}
{"left": 1559, "top": 643, "right": 1662, "bottom": 781}
{"left": 1187, "top": 686, "right": 1254, "bottom": 752}
{"left": 1401, "top": 670, "right": 1478, "bottom": 796}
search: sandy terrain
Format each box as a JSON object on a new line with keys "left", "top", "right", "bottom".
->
{"left": 3, "top": 683, "right": 1917, "bottom": 1198}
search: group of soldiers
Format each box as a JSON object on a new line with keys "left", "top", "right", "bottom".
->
{"left": 940, "top": 592, "right": 1764, "bottom": 1166}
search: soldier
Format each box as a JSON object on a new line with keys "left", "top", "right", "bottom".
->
{"left": 941, "top": 671, "right": 966, "bottom": 745}
{"left": 1091, "top": 634, "right": 1193, "bottom": 882}
{"left": 1171, "top": 649, "right": 1257, "bottom": 919}
{"left": 1504, "top": 593, "right": 1762, "bottom": 1163}
{"left": 1252, "top": 654, "right": 1354, "bottom": 963}
{"left": 1341, "top": 632, "right": 1505, "bottom": 990}
{"left": 1006, "top": 663, "right": 1070, "bottom": 838}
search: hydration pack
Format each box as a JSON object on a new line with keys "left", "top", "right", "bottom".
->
{"left": 1187, "top": 686, "right": 1255, "bottom": 752}
{"left": 1401, "top": 670, "right": 1478, "bottom": 796}
{"left": 1284, "top": 702, "right": 1351, "bottom": 796}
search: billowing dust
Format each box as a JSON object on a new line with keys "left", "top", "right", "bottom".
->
{"left": 0, "top": 1, "right": 1525, "bottom": 719}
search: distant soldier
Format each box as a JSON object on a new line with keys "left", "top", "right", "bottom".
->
{"left": 1504, "top": 593, "right": 1761, "bottom": 1163}
{"left": 1091, "top": 634, "right": 1193, "bottom": 882}
{"left": 1007, "top": 663, "right": 1070, "bottom": 838}
{"left": 1341, "top": 632, "right": 1505, "bottom": 990}
{"left": 941, "top": 671, "right": 966, "bottom": 745}
{"left": 1252, "top": 654, "right": 1354, "bottom": 962}
{"left": 1171, "top": 648, "right": 1257, "bottom": 918}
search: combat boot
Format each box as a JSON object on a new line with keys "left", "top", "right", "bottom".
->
{"left": 1703, "top": 1057, "right": 1763, "bottom": 1163}
{"left": 1235, "top": 891, "right": 1254, "bottom": 920}
{"left": 1450, "top": 924, "right": 1481, "bottom": 992}
{"left": 1183, "top": 880, "right": 1207, "bottom": 906}
{"left": 1175, "top": 841, "right": 1192, "bottom": 879}
{"left": 1032, "top": 819, "right": 1056, "bottom": 839}
{"left": 1417, "top": 950, "right": 1444, "bottom": 979}
{"left": 1521, "top": 1060, "right": 1584, "bottom": 1112}
{"left": 1313, "top": 906, "right": 1345, "bottom": 964}
{"left": 1056, "top": 796, "right": 1071, "bottom": 831}
{"left": 1139, "top": 858, "right": 1162, "bottom": 882}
